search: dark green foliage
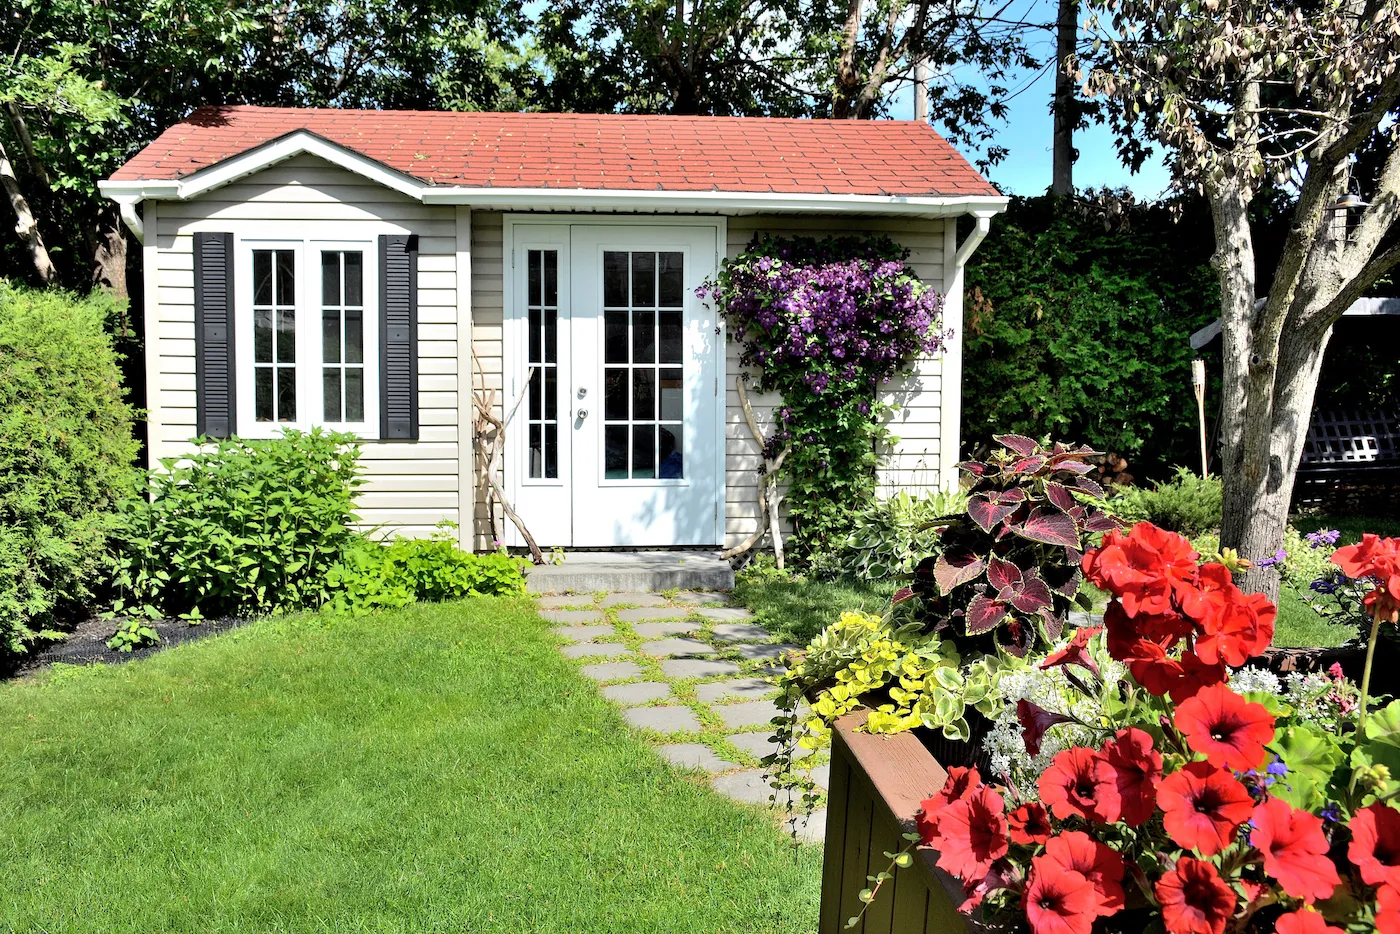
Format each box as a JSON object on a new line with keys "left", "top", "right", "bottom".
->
{"left": 324, "top": 532, "right": 530, "bottom": 615}
{"left": 114, "top": 430, "right": 364, "bottom": 620}
{"left": 962, "top": 194, "right": 1220, "bottom": 475}
{"left": 106, "top": 617, "right": 160, "bottom": 653}
{"left": 1109, "top": 467, "right": 1222, "bottom": 537}
{"left": 0, "top": 281, "right": 140, "bottom": 653}
{"left": 911, "top": 436, "right": 1118, "bottom": 657}
{"left": 1313, "top": 317, "right": 1400, "bottom": 413}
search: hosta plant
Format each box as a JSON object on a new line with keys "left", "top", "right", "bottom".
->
{"left": 853, "top": 523, "right": 1400, "bottom": 934}
{"left": 911, "top": 435, "right": 1119, "bottom": 657}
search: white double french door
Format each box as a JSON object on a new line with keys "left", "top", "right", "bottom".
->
{"left": 505, "top": 222, "right": 723, "bottom": 547}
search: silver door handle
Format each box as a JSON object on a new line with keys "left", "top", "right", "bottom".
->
{"left": 577, "top": 408, "right": 589, "bottom": 419}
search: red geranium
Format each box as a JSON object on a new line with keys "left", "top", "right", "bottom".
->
{"left": 934, "top": 784, "right": 1010, "bottom": 880}
{"left": 1024, "top": 859, "right": 1097, "bottom": 934}
{"left": 1042, "top": 831, "right": 1125, "bottom": 917}
{"left": 1156, "top": 761, "right": 1252, "bottom": 856}
{"left": 1041, "top": 626, "right": 1103, "bottom": 678}
{"left": 1039, "top": 747, "right": 1107, "bottom": 823}
{"left": 1348, "top": 803, "right": 1400, "bottom": 888}
{"left": 916, "top": 765, "right": 981, "bottom": 843}
{"left": 1275, "top": 908, "right": 1345, "bottom": 934}
{"left": 1174, "top": 683, "right": 1275, "bottom": 771}
{"left": 1009, "top": 801, "right": 1053, "bottom": 845}
{"left": 1154, "top": 856, "right": 1236, "bottom": 934}
{"left": 1096, "top": 728, "right": 1163, "bottom": 827}
{"left": 1250, "top": 797, "right": 1341, "bottom": 904}
{"left": 1082, "top": 522, "right": 1199, "bottom": 618}
{"left": 1379, "top": 883, "right": 1400, "bottom": 934}
{"left": 1178, "top": 562, "right": 1236, "bottom": 629}
{"left": 1332, "top": 534, "right": 1400, "bottom": 623}
{"left": 1194, "top": 590, "right": 1275, "bottom": 667}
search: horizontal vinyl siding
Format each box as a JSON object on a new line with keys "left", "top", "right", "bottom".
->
{"left": 470, "top": 212, "right": 505, "bottom": 550}
{"left": 723, "top": 216, "right": 948, "bottom": 549}
{"left": 148, "top": 153, "right": 463, "bottom": 540}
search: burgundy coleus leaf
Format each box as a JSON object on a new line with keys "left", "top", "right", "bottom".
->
{"left": 1043, "top": 481, "right": 1076, "bottom": 512}
{"left": 933, "top": 553, "right": 987, "bottom": 594}
{"left": 1007, "top": 572, "right": 1054, "bottom": 614}
{"left": 892, "top": 586, "right": 915, "bottom": 605}
{"left": 993, "top": 433, "right": 1040, "bottom": 457}
{"left": 967, "top": 493, "right": 1021, "bottom": 533}
{"left": 1009, "top": 455, "right": 1048, "bottom": 475}
{"left": 1084, "top": 511, "right": 1122, "bottom": 533}
{"left": 1012, "top": 507, "right": 1081, "bottom": 548}
{"left": 965, "top": 592, "right": 1010, "bottom": 635}
{"left": 986, "top": 555, "right": 1022, "bottom": 592}
{"left": 1039, "top": 608, "right": 1066, "bottom": 643}
{"left": 1046, "top": 566, "right": 1083, "bottom": 599}
{"left": 958, "top": 460, "right": 987, "bottom": 477}
{"left": 990, "top": 488, "right": 1028, "bottom": 505}
{"left": 1067, "top": 475, "right": 1106, "bottom": 497}
{"left": 997, "top": 617, "right": 1034, "bottom": 657}
{"left": 1052, "top": 459, "right": 1096, "bottom": 476}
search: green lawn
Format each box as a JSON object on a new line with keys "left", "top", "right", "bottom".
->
{"left": 0, "top": 600, "right": 819, "bottom": 934}
{"left": 733, "top": 571, "right": 896, "bottom": 644}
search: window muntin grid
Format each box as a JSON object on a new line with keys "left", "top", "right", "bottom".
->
{"left": 252, "top": 249, "right": 297, "bottom": 422}
{"left": 320, "top": 250, "right": 365, "bottom": 423}
{"left": 527, "top": 249, "right": 560, "bottom": 479}
{"left": 602, "top": 250, "right": 684, "bottom": 480}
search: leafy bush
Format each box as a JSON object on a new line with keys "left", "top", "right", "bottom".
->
{"left": 107, "top": 618, "right": 160, "bottom": 653}
{"left": 1109, "top": 467, "right": 1221, "bottom": 537}
{"left": 114, "top": 430, "right": 363, "bottom": 619}
{"left": 0, "top": 280, "right": 140, "bottom": 654}
{"left": 962, "top": 194, "right": 1220, "bottom": 474}
{"left": 839, "top": 489, "right": 969, "bottom": 581}
{"left": 324, "top": 531, "right": 529, "bottom": 616}
{"left": 701, "top": 234, "right": 947, "bottom": 555}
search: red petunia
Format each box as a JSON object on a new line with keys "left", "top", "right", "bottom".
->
{"left": 1041, "top": 626, "right": 1103, "bottom": 678}
{"left": 1156, "top": 761, "right": 1252, "bottom": 855}
{"left": 1250, "top": 797, "right": 1341, "bottom": 904}
{"left": 1096, "top": 728, "right": 1163, "bottom": 827}
{"left": 1195, "top": 589, "right": 1276, "bottom": 667}
{"left": 1275, "top": 908, "right": 1344, "bottom": 934}
{"left": 1379, "top": 883, "right": 1400, "bottom": 934}
{"left": 1039, "top": 747, "right": 1107, "bottom": 823}
{"left": 1174, "top": 682, "right": 1275, "bottom": 771}
{"left": 1347, "top": 803, "right": 1400, "bottom": 888}
{"left": 1024, "top": 860, "right": 1097, "bottom": 934}
{"left": 1009, "top": 801, "right": 1053, "bottom": 845}
{"left": 1154, "top": 856, "right": 1236, "bottom": 934}
{"left": 1081, "top": 522, "right": 1199, "bottom": 618}
{"left": 916, "top": 765, "right": 981, "bottom": 844}
{"left": 1332, "top": 534, "right": 1400, "bottom": 623}
{"left": 1042, "top": 831, "right": 1125, "bottom": 917}
{"left": 934, "top": 784, "right": 1010, "bottom": 880}
{"left": 1017, "top": 699, "right": 1077, "bottom": 757}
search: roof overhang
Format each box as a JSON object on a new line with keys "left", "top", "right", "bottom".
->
{"left": 99, "top": 128, "right": 1008, "bottom": 220}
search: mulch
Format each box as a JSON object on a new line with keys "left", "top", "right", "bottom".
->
{"left": 2, "top": 614, "right": 250, "bottom": 681}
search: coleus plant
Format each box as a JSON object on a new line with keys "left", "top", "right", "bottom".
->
{"left": 911, "top": 435, "right": 1120, "bottom": 657}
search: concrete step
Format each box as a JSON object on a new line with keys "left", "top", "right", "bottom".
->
{"left": 525, "top": 550, "right": 735, "bottom": 593}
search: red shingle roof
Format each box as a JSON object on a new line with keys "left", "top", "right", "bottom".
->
{"left": 110, "top": 105, "right": 999, "bottom": 198}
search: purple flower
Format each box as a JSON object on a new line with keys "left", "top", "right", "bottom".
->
{"left": 1305, "top": 529, "right": 1340, "bottom": 549}
{"left": 1257, "top": 548, "right": 1287, "bottom": 569}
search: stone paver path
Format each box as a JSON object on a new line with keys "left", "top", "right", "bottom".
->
{"left": 541, "top": 588, "right": 827, "bottom": 844}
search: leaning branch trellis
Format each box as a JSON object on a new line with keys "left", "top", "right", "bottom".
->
{"left": 720, "top": 374, "right": 792, "bottom": 568}
{"left": 472, "top": 356, "right": 545, "bottom": 565}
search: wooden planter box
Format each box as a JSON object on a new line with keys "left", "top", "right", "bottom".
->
{"left": 819, "top": 711, "right": 976, "bottom": 934}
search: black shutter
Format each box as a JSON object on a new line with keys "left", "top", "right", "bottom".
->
{"left": 379, "top": 234, "right": 419, "bottom": 440}
{"left": 194, "top": 231, "right": 236, "bottom": 438}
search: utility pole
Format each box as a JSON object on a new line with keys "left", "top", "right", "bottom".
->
{"left": 1050, "top": 0, "right": 1078, "bottom": 196}
{"left": 914, "top": 59, "right": 929, "bottom": 122}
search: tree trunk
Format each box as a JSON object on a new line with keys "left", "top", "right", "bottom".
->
{"left": 831, "top": 0, "right": 864, "bottom": 118}
{"left": 93, "top": 211, "right": 130, "bottom": 301}
{"left": 1050, "top": 0, "right": 1078, "bottom": 196}
{"left": 0, "top": 137, "right": 57, "bottom": 284}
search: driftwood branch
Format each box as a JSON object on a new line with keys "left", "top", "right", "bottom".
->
{"left": 472, "top": 356, "right": 546, "bottom": 565}
{"left": 720, "top": 375, "right": 792, "bottom": 567}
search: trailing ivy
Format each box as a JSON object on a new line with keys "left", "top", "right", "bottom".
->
{"left": 700, "top": 234, "right": 946, "bottom": 556}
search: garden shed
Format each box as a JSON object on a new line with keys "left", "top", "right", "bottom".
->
{"left": 100, "top": 106, "right": 1005, "bottom": 551}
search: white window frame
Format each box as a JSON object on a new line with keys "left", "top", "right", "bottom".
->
{"left": 233, "top": 235, "right": 381, "bottom": 439}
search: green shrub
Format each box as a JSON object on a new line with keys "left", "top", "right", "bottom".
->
{"left": 0, "top": 280, "right": 140, "bottom": 653}
{"left": 1109, "top": 467, "right": 1222, "bottom": 537}
{"left": 838, "top": 489, "right": 969, "bottom": 581}
{"left": 324, "top": 530, "right": 529, "bottom": 616}
{"left": 114, "top": 430, "right": 363, "bottom": 619}
{"left": 107, "top": 618, "right": 160, "bottom": 653}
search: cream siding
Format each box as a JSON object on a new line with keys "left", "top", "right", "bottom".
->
{"left": 147, "top": 153, "right": 467, "bottom": 541}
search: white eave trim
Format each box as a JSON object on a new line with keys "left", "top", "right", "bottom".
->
{"left": 99, "top": 129, "right": 1008, "bottom": 219}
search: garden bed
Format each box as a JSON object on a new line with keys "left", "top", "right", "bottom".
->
{"left": 1, "top": 615, "right": 249, "bottom": 680}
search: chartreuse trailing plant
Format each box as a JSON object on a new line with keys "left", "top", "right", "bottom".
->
{"left": 851, "top": 523, "right": 1400, "bottom": 934}
{"left": 699, "top": 233, "right": 947, "bottom": 556}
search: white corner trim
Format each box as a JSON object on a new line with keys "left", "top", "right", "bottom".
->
{"left": 938, "top": 210, "right": 997, "bottom": 491}
{"left": 98, "top": 130, "right": 1010, "bottom": 219}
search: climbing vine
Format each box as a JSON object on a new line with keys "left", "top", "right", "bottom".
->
{"left": 699, "top": 234, "right": 947, "bottom": 556}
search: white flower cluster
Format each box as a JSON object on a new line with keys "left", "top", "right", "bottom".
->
{"left": 1228, "top": 666, "right": 1352, "bottom": 732}
{"left": 980, "top": 644, "right": 1126, "bottom": 796}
